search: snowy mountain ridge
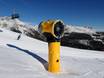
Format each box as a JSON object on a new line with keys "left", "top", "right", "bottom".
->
{"left": 0, "top": 16, "right": 43, "bottom": 41}
{"left": 65, "top": 25, "right": 96, "bottom": 35}
{"left": 0, "top": 16, "right": 32, "bottom": 32}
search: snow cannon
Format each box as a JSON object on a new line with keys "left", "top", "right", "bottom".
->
{"left": 38, "top": 20, "right": 64, "bottom": 73}
{"left": 38, "top": 20, "right": 64, "bottom": 41}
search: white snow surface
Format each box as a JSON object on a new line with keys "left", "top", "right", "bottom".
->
{"left": 0, "top": 28, "right": 104, "bottom": 78}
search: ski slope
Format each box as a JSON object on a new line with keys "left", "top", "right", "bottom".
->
{"left": 0, "top": 28, "right": 104, "bottom": 78}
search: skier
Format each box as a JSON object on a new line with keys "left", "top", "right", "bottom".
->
{"left": 17, "top": 33, "right": 21, "bottom": 40}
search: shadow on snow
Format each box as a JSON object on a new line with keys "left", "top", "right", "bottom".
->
{"left": 7, "top": 44, "right": 48, "bottom": 70}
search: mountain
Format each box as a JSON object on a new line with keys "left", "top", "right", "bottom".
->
{"left": 62, "top": 25, "right": 104, "bottom": 51}
{"left": 0, "top": 16, "right": 45, "bottom": 41}
{"left": 64, "top": 25, "right": 96, "bottom": 35}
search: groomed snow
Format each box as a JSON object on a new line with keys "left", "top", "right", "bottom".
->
{"left": 0, "top": 28, "right": 104, "bottom": 78}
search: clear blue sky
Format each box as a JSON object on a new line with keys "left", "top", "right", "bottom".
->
{"left": 0, "top": 0, "right": 104, "bottom": 31}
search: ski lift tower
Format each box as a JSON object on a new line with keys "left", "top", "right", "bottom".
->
{"left": 11, "top": 9, "right": 20, "bottom": 19}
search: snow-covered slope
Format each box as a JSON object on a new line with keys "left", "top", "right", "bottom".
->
{"left": 0, "top": 28, "right": 104, "bottom": 78}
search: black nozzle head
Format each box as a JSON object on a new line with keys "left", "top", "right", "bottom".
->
{"left": 54, "top": 21, "right": 64, "bottom": 39}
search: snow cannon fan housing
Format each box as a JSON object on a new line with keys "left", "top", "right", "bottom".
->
{"left": 38, "top": 20, "right": 65, "bottom": 42}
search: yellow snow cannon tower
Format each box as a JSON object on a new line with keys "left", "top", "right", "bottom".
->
{"left": 38, "top": 20, "right": 64, "bottom": 73}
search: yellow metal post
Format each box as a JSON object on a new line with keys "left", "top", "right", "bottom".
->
{"left": 48, "top": 42, "right": 60, "bottom": 73}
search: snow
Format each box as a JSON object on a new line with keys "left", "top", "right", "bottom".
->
{"left": 0, "top": 27, "right": 104, "bottom": 78}
{"left": 0, "top": 16, "right": 25, "bottom": 26}
{"left": 65, "top": 25, "right": 96, "bottom": 35}
{"left": 0, "top": 16, "right": 33, "bottom": 34}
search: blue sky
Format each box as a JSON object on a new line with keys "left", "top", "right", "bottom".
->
{"left": 0, "top": 0, "right": 104, "bottom": 31}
